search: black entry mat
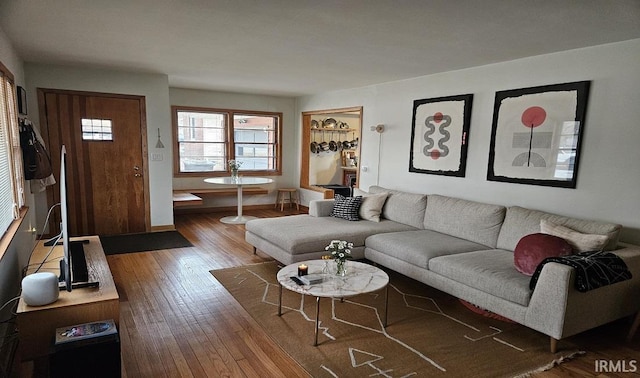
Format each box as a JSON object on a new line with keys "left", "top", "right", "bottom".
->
{"left": 100, "top": 231, "right": 193, "bottom": 255}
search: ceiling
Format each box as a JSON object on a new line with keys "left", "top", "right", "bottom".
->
{"left": 1, "top": 1, "right": 639, "bottom": 97}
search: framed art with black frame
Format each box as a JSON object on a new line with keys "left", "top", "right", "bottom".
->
{"left": 487, "top": 81, "right": 590, "bottom": 189}
{"left": 409, "top": 93, "right": 473, "bottom": 177}
{"left": 17, "top": 86, "right": 27, "bottom": 115}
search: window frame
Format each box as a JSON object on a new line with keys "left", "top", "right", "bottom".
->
{"left": 172, "top": 106, "right": 282, "bottom": 177}
{"left": 0, "top": 60, "right": 27, "bottom": 261}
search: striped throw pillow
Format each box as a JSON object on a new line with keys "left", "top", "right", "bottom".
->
{"left": 330, "top": 194, "right": 363, "bottom": 221}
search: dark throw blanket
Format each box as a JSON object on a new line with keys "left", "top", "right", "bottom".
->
{"left": 530, "top": 251, "right": 632, "bottom": 292}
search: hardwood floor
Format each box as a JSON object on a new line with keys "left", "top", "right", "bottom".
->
{"left": 106, "top": 208, "right": 639, "bottom": 377}
{"left": 110, "top": 208, "right": 309, "bottom": 378}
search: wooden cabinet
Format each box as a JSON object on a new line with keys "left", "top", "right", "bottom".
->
{"left": 17, "top": 236, "right": 119, "bottom": 361}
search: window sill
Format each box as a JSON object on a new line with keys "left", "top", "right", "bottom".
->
{"left": 0, "top": 207, "right": 29, "bottom": 262}
{"left": 174, "top": 170, "right": 282, "bottom": 178}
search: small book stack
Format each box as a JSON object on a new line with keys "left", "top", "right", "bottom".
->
{"left": 55, "top": 319, "right": 117, "bottom": 346}
{"left": 299, "top": 274, "right": 324, "bottom": 285}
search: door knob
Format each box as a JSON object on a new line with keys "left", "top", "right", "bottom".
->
{"left": 134, "top": 173, "right": 142, "bottom": 177}
{"left": 133, "top": 166, "right": 140, "bottom": 171}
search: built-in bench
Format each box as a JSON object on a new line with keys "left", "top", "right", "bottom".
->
{"left": 172, "top": 188, "right": 269, "bottom": 208}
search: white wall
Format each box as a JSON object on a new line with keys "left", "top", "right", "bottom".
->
{"left": 0, "top": 26, "right": 23, "bottom": 86}
{"left": 0, "top": 26, "right": 36, "bottom": 323}
{"left": 169, "top": 87, "right": 297, "bottom": 207}
{"left": 23, "top": 63, "right": 174, "bottom": 230}
{"left": 297, "top": 39, "right": 640, "bottom": 244}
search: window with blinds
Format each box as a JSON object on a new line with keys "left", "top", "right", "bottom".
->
{"left": 0, "top": 64, "right": 25, "bottom": 242}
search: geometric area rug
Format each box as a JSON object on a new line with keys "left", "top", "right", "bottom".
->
{"left": 211, "top": 261, "right": 584, "bottom": 378}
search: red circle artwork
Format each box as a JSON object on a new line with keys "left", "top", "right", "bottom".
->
{"left": 521, "top": 106, "right": 546, "bottom": 128}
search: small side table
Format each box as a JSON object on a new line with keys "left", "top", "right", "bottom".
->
{"left": 275, "top": 188, "right": 299, "bottom": 211}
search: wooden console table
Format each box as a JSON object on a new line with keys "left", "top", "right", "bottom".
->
{"left": 16, "top": 235, "right": 119, "bottom": 361}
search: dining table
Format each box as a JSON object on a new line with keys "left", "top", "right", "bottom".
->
{"left": 203, "top": 176, "right": 273, "bottom": 224}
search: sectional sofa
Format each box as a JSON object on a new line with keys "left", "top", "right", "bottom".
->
{"left": 244, "top": 186, "right": 640, "bottom": 352}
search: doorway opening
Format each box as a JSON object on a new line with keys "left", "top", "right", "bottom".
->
{"left": 301, "top": 106, "right": 362, "bottom": 199}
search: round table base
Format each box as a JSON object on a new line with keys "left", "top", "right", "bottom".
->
{"left": 220, "top": 215, "right": 257, "bottom": 224}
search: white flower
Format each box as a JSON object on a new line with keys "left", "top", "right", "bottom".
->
{"left": 228, "top": 160, "right": 243, "bottom": 170}
{"left": 325, "top": 239, "right": 353, "bottom": 263}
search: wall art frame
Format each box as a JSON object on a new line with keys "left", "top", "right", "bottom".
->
{"left": 17, "top": 86, "right": 27, "bottom": 115}
{"left": 409, "top": 93, "right": 473, "bottom": 177}
{"left": 487, "top": 81, "right": 590, "bottom": 189}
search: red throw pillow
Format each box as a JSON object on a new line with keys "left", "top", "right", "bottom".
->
{"left": 514, "top": 233, "right": 573, "bottom": 276}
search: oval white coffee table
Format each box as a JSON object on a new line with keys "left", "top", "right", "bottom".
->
{"left": 203, "top": 176, "right": 273, "bottom": 224}
{"left": 277, "top": 260, "right": 389, "bottom": 346}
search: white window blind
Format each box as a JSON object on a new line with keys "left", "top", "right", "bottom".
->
{"left": 0, "top": 70, "right": 22, "bottom": 236}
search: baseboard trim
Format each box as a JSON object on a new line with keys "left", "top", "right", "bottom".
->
{"left": 174, "top": 204, "right": 308, "bottom": 215}
{"left": 150, "top": 225, "right": 176, "bottom": 232}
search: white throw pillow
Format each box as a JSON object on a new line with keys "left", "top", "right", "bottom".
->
{"left": 540, "top": 219, "right": 609, "bottom": 252}
{"left": 359, "top": 192, "right": 388, "bottom": 222}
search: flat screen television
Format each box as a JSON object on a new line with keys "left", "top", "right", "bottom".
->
{"left": 56, "top": 145, "right": 96, "bottom": 291}
{"left": 59, "top": 145, "right": 72, "bottom": 292}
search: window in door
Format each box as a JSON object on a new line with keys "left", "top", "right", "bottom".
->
{"left": 81, "top": 118, "right": 113, "bottom": 141}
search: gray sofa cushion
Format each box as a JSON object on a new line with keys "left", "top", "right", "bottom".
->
{"left": 309, "top": 199, "right": 335, "bottom": 217}
{"left": 429, "top": 249, "right": 533, "bottom": 306}
{"left": 365, "top": 229, "right": 488, "bottom": 269}
{"left": 245, "top": 214, "right": 417, "bottom": 255}
{"left": 369, "top": 186, "right": 427, "bottom": 229}
{"left": 496, "top": 206, "right": 622, "bottom": 252}
{"left": 423, "top": 195, "right": 506, "bottom": 248}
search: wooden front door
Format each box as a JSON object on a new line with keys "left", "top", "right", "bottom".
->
{"left": 39, "top": 89, "right": 149, "bottom": 236}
